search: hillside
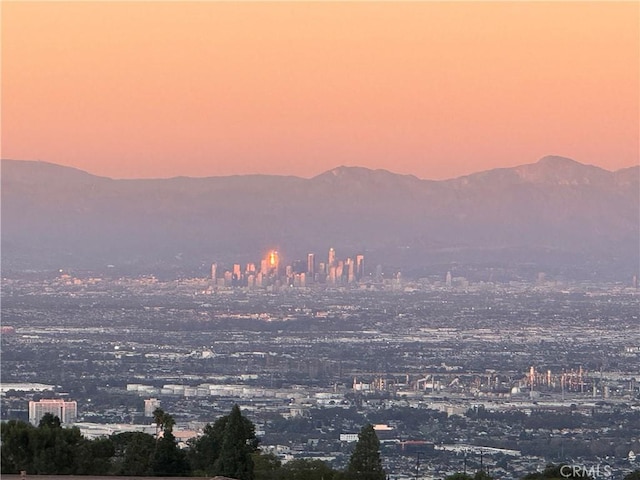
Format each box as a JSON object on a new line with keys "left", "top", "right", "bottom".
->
{"left": 1, "top": 156, "right": 638, "bottom": 276}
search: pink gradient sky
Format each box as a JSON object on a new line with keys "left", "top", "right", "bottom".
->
{"left": 2, "top": 1, "right": 638, "bottom": 179}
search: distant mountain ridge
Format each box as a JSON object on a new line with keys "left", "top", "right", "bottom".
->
{"left": 2, "top": 156, "right": 638, "bottom": 277}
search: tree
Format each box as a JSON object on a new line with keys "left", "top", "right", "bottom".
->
{"left": 346, "top": 424, "right": 385, "bottom": 480}
{"left": 1, "top": 418, "right": 91, "bottom": 475}
{"left": 38, "top": 413, "right": 62, "bottom": 429}
{"left": 474, "top": 472, "right": 494, "bottom": 480}
{"left": 189, "top": 415, "right": 228, "bottom": 474}
{"left": 31, "top": 415, "right": 84, "bottom": 474}
{"left": 1, "top": 419, "right": 36, "bottom": 473}
{"left": 111, "top": 431, "right": 155, "bottom": 475}
{"left": 282, "top": 458, "right": 341, "bottom": 480}
{"left": 75, "top": 437, "right": 115, "bottom": 475}
{"left": 153, "top": 407, "right": 175, "bottom": 437}
{"left": 213, "top": 404, "right": 258, "bottom": 480}
{"left": 2, "top": 418, "right": 165, "bottom": 476}
{"left": 146, "top": 408, "right": 189, "bottom": 476}
{"left": 445, "top": 474, "right": 495, "bottom": 480}
{"left": 190, "top": 404, "right": 258, "bottom": 478}
{"left": 151, "top": 429, "right": 190, "bottom": 476}
{"left": 252, "top": 451, "right": 282, "bottom": 480}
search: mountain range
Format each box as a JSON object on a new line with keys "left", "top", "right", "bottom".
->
{"left": 1, "top": 156, "right": 638, "bottom": 279}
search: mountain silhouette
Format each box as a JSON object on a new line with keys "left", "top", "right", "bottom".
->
{"left": 2, "top": 156, "right": 638, "bottom": 277}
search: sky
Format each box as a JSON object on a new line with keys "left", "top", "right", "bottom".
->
{"left": 2, "top": 1, "right": 638, "bottom": 180}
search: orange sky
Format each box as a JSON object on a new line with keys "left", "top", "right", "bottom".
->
{"left": 2, "top": 1, "right": 638, "bottom": 179}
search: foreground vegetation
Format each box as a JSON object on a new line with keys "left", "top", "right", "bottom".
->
{"left": 1, "top": 406, "right": 638, "bottom": 480}
{"left": 1, "top": 406, "right": 383, "bottom": 480}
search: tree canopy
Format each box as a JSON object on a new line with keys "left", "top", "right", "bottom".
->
{"left": 444, "top": 472, "right": 495, "bottom": 480}
{"left": 1, "top": 416, "right": 111, "bottom": 475}
{"left": 346, "top": 424, "right": 385, "bottom": 480}
{"left": 190, "top": 404, "right": 259, "bottom": 479}
{"left": 4, "top": 412, "right": 628, "bottom": 480}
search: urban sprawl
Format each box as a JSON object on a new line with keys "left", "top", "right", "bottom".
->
{"left": 1, "top": 247, "right": 639, "bottom": 479}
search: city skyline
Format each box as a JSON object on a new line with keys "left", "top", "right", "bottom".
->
{"left": 3, "top": 2, "right": 638, "bottom": 180}
{"left": 3, "top": 155, "right": 637, "bottom": 278}
{"left": 210, "top": 247, "right": 368, "bottom": 288}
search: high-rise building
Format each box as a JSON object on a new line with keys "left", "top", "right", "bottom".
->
{"left": 29, "top": 399, "right": 77, "bottom": 425}
{"left": 355, "top": 254, "right": 364, "bottom": 280}
{"left": 318, "top": 262, "right": 326, "bottom": 277}
{"left": 346, "top": 258, "right": 355, "bottom": 283}
{"left": 292, "top": 260, "right": 305, "bottom": 274}
{"left": 270, "top": 250, "right": 279, "bottom": 267}
{"left": 445, "top": 271, "right": 452, "bottom": 287}
{"left": 266, "top": 250, "right": 279, "bottom": 277}
{"left": 328, "top": 248, "right": 336, "bottom": 268}
{"left": 328, "top": 266, "right": 337, "bottom": 285}
{"left": 211, "top": 263, "right": 217, "bottom": 281}
{"left": 307, "top": 253, "right": 315, "bottom": 276}
{"left": 144, "top": 398, "right": 161, "bottom": 417}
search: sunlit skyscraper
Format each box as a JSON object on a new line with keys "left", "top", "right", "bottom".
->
{"left": 262, "top": 250, "right": 280, "bottom": 279}
{"left": 318, "top": 262, "right": 326, "bottom": 277}
{"left": 269, "top": 250, "right": 279, "bottom": 270}
{"left": 356, "top": 254, "right": 364, "bottom": 281}
{"left": 328, "top": 265, "right": 337, "bottom": 285}
{"left": 307, "top": 253, "right": 315, "bottom": 276}
{"left": 347, "top": 258, "right": 355, "bottom": 283}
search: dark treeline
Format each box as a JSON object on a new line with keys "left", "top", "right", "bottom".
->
{"left": 2, "top": 407, "right": 639, "bottom": 480}
{"left": 0, "top": 406, "right": 382, "bottom": 480}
